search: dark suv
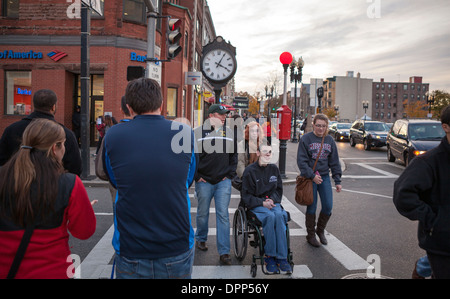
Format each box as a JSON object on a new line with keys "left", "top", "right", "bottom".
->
{"left": 386, "top": 119, "right": 445, "bottom": 166}
{"left": 349, "top": 120, "right": 389, "bottom": 150}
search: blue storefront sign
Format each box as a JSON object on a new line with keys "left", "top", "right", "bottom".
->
{"left": 0, "top": 50, "right": 43, "bottom": 59}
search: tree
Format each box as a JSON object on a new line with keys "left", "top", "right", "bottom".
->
{"left": 402, "top": 99, "right": 428, "bottom": 118}
{"left": 430, "top": 90, "right": 450, "bottom": 120}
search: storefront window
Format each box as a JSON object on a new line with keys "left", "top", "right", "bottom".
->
{"left": 4, "top": 71, "right": 32, "bottom": 115}
{"left": 167, "top": 87, "right": 177, "bottom": 118}
{"left": 2, "top": 0, "right": 19, "bottom": 18}
{"left": 123, "top": 0, "right": 146, "bottom": 24}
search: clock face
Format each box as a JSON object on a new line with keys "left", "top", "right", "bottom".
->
{"left": 202, "top": 49, "right": 236, "bottom": 82}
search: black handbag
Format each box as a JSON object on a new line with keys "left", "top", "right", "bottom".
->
{"left": 231, "top": 175, "right": 242, "bottom": 191}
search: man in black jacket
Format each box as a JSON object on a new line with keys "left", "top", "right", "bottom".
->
{"left": 0, "top": 89, "right": 82, "bottom": 176}
{"left": 194, "top": 104, "right": 237, "bottom": 265}
{"left": 393, "top": 105, "right": 450, "bottom": 278}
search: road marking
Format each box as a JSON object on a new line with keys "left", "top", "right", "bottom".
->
{"left": 281, "top": 198, "right": 370, "bottom": 271}
{"left": 192, "top": 265, "right": 312, "bottom": 279}
{"left": 78, "top": 195, "right": 369, "bottom": 279}
{"left": 342, "top": 162, "right": 399, "bottom": 179}
{"left": 340, "top": 188, "right": 392, "bottom": 199}
{"left": 76, "top": 224, "right": 115, "bottom": 279}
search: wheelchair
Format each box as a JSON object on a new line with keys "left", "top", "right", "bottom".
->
{"left": 232, "top": 202, "right": 294, "bottom": 277}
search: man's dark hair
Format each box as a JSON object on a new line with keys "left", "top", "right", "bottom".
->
{"left": 441, "top": 105, "right": 450, "bottom": 125}
{"left": 33, "top": 89, "right": 57, "bottom": 112}
{"left": 121, "top": 96, "right": 130, "bottom": 117}
{"left": 125, "top": 78, "right": 162, "bottom": 114}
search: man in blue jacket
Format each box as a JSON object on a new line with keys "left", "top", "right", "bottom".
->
{"left": 394, "top": 105, "right": 450, "bottom": 279}
{"left": 103, "top": 78, "right": 198, "bottom": 279}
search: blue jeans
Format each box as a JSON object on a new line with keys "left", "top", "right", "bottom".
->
{"left": 114, "top": 246, "right": 194, "bottom": 279}
{"left": 251, "top": 204, "right": 288, "bottom": 259}
{"left": 195, "top": 179, "right": 232, "bottom": 255}
{"left": 306, "top": 174, "right": 333, "bottom": 215}
{"left": 416, "top": 255, "right": 432, "bottom": 277}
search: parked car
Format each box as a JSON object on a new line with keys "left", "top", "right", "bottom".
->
{"left": 386, "top": 118, "right": 445, "bottom": 166}
{"left": 329, "top": 122, "right": 351, "bottom": 142}
{"left": 349, "top": 120, "right": 390, "bottom": 150}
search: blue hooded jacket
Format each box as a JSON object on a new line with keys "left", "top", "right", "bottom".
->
{"left": 104, "top": 115, "right": 197, "bottom": 259}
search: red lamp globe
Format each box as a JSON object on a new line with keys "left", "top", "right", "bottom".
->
{"left": 279, "top": 52, "right": 293, "bottom": 65}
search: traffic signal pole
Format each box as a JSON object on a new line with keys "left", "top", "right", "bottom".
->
{"left": 80, "top": 3, "right": 91, "bottom": 180}
{"left": 144, "top": 0, "right": 156, "bottom": 79}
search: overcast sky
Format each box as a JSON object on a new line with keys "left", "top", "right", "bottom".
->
{"left": 207, "top": 0, "right": 450, "bottom": 95}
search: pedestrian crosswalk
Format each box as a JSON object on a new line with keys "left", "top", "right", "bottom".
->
{"left": 77, "top": 192, "right": 369, "bottom": 279}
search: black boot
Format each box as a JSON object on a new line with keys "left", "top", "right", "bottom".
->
{"left": 316, "top": 212, "right": 331, "bottom": 245}
{"left": 305, "top": 213, "right": 320, "bottom": 247}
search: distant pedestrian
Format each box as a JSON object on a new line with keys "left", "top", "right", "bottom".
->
{"left": 95, "top": 96, "right": 133, "bottom": 207}
{"left": 103, "top": 78, "right": 198, "bottom": 279}
{"left": 297, "top": 114, "right": 342, "bottom": 247}
{"left": 0, "top": 89, "right": 82, "bottom": 176}
{"left": 194, "top": 104, "right": 237, "bottom": 265}
{"left": 393, "top": 105, "right": 450, "bottom": 279}
{"left": 72, "top": 105, "right": 81, "bottom": 146}
{"left": 0, "top": 119, "right": 96, "bottom": 279}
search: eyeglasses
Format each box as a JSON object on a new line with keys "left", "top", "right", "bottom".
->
{"left": 314, "top": 124, "right": 327, "bottom": 128}
{"left": 260, "top": 150, "right": 272, "bottom": 155}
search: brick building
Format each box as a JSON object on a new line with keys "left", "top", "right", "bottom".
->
{"left": 0, "top": 0, "right": 218, "bottom": 145}
{"left": 372, "top": 76, "right": 429, "bottom": 122}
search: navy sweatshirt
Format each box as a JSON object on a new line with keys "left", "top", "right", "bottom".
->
{"left": 103, "top": 115, "right": 197, "bottom": 259}
{"left": 241, "top": 162, "right": 283, "bottom": 210}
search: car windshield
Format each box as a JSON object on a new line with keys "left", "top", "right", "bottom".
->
{"left": 409, "top": 123, "right": 445, "bottom": 141}
{"left": 365, "top": 123, "right": 388, "bottom": 131}
{"left": 336, "top": 123, "right": 351, "bottom": 129}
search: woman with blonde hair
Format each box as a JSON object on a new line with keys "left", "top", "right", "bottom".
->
{"left": 0, "top": 118, "right": 96, "bottom": 279}
{"left": 236, "top": 121, "right": 264, "bottom": 179}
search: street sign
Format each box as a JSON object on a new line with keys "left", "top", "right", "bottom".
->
{"left": 185, "top": 72, "right": 202, "bottom": 85}
{"left": 233, "top": 96, "right": 249, "bottom": 109}
{"left": 81, "top": 0, "right": 102, "bottom": 16}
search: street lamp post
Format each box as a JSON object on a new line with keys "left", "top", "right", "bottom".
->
{"left": 362, "top": 101, "right": 369, "bottom": 119}
{"left": 290, "top": 56, "right": 304, "bottom": 143}
{"left": 279, "top": 52, "right": 293, "bottom": 179}
{"left": 426, "top": 92, "right": 435, "bottom": 118}
{"left": 334, "top": 105, "right": 339, "bottom": 121}
{"left": 265, "top": 84, "right": 274, "bottom": 117}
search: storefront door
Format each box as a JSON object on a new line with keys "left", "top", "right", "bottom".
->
{"left": 74, "top": 74, "right": 104, "bottom": 147}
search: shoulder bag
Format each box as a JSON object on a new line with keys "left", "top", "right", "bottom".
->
{"left": 295, "top": 135, "right": 325, "bottom": 206}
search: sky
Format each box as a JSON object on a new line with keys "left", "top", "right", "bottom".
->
{"left": 206, "top": 0, "right": 450, "bottom": 95}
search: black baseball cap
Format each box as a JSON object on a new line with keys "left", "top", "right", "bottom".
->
{"left": 208, "top": 104, "right": 230, "bottom": 115}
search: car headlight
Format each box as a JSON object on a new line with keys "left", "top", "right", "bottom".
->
{"left": 413, "top": 150, "right": 426, "bottom": 156}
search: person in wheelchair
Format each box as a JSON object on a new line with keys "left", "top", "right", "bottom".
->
{"left": 241, "top": 143, "right": 292, "bottom": 274}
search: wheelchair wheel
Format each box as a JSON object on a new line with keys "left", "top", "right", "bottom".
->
{"left": 233, "top": 206, "right": 248, "bottom": 261}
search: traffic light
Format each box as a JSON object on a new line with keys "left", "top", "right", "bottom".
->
{"left": 167, "top": 18, "right": 182, "bottom": 60}
{"left": 317, "top": 87, "right": 324, "bottom": 98}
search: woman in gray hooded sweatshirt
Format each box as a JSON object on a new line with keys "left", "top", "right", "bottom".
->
{"left": 297, "top": 114, "right": 342, "bottom": 247}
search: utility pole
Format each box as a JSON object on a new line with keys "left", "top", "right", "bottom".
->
{"left": 80, "top": 3, "right": 91, "bottom": 180}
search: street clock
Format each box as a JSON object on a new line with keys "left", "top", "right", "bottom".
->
{"left": 200, "top": 36, "right": 237, "bottom": 103}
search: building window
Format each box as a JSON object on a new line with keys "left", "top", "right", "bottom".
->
{"left": 184, "top": 31, "right": 189, "bottom": 59}
{"left": 91, "top": 0, "right": 105, "bottom": 18}
{"left": 4, "top": 71, "right": 32, "bottom": 115}
{"left": 123, "top": 0, "right": 146, "bottom": 24}
{"left": 2, "top": 0, "right": 19, "bottom": 18}
{"left": 167, "top": 87, "right": 177, "bottom": 117}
